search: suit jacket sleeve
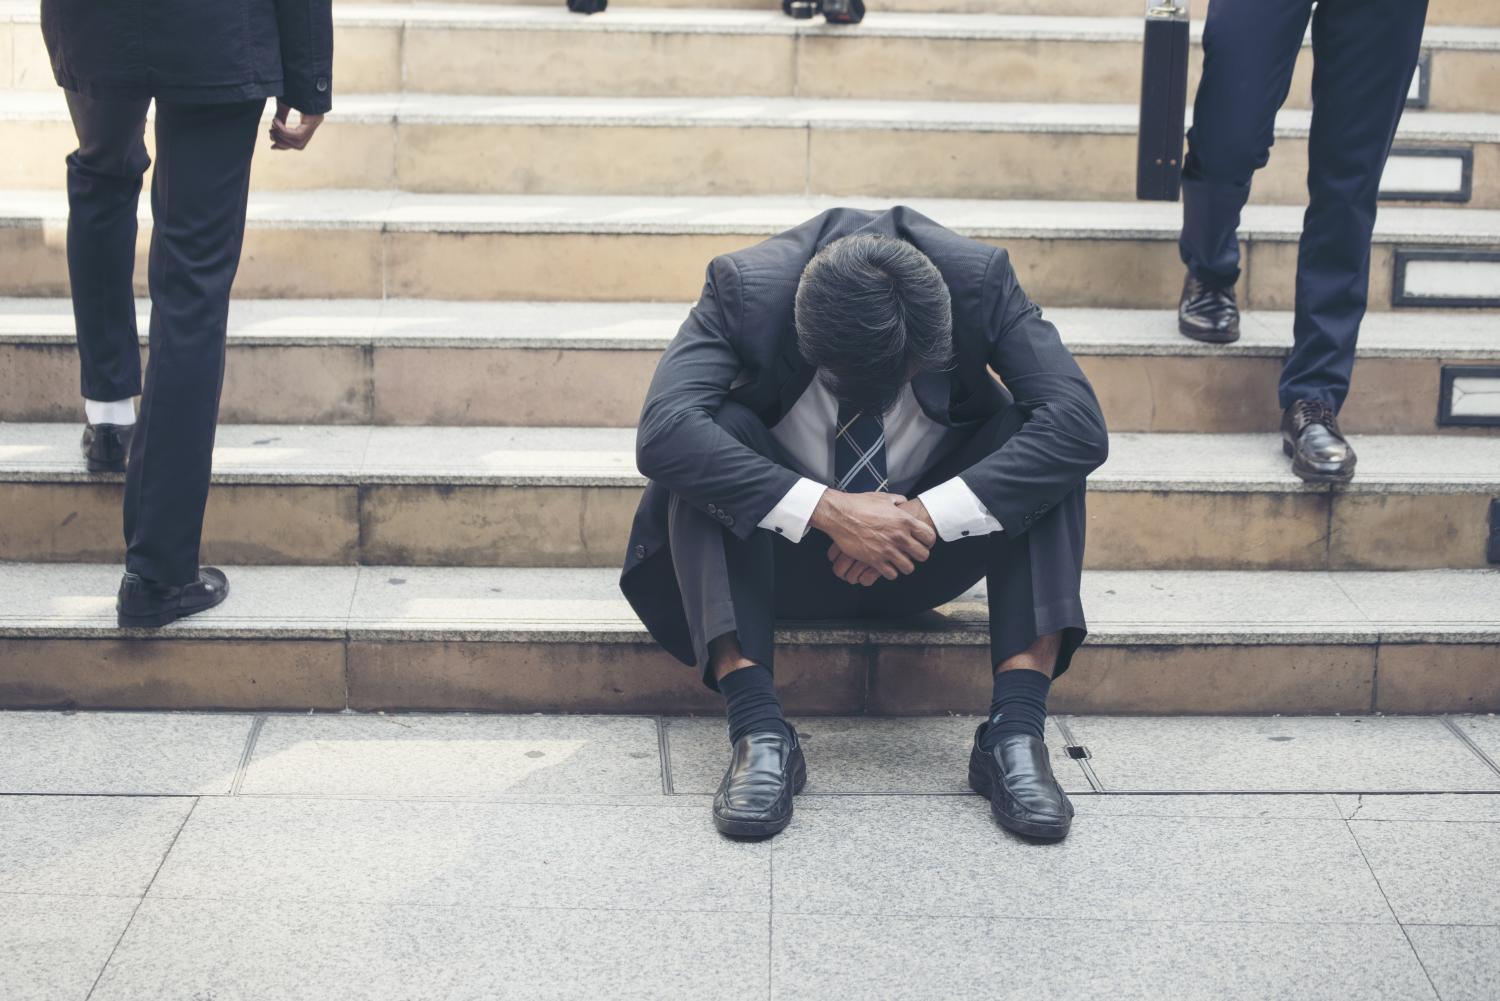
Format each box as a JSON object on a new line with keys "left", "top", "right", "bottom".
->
{"left": 955, "top": 250, "right": 1110, "bottom": 537}
{"left": 636, "top": 256, "right": 804, "bottom": 541}
{"left": 274, "top": 0, "right": 334, "bottom": 115}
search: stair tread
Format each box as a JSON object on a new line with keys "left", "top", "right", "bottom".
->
{"left": 6, "top": 91, "right": 1498, "bottom": 140}
{"left": 2, "top": 562, "right": 1495, "bottom": 643}
{"left": 4, "top": 300, "right": 1498, "bottom": 358}
{"left": 2, "top": 189, "right": 1499, "bottom": 243}
{"left": 3, "top": 422, "right": 1497, "bottom": 490}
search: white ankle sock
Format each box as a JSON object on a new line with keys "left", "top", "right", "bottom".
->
{"left": 84, "top": 398, "right": 137, "bottom": 426}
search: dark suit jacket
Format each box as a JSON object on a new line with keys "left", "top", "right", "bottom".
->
{"left": 622, "top": 206, "right": 1110, "bottom": 666}
{"left": 41, "top": 0, "right": 334, "bottom": 114}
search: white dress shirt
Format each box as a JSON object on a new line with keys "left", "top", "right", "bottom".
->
{"left": 756, "top": 372, "right": 1003, "bottom": 543}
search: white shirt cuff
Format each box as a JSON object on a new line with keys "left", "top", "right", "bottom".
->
{"left": 919, "top": 477, "right": 1002, "bottom": 542}
{"left": 758, "top": 478, "right": 827, "bottom": 541}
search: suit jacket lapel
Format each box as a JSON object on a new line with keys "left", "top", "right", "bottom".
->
{"left": 911, "top": 369, "right": 956, "bottom": 427}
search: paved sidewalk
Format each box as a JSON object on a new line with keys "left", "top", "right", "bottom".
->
{"left": 3, "top": 711, "right": 1499, "bottom": 1000}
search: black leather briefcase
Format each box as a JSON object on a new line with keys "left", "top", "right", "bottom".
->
{"left": 1136, "top": 0, "right": 1190, "bottom": 200}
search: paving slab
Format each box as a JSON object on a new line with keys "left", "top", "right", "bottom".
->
{"left": 92, "top": 897, "right": 766, "bottom": 1001}
{"left": 664, "top": 715, "right": 1087, "bottom": 795}
{"left": 0, "top": 711, "right": 253, "bottom": 794}
{"left": 1069, "top": 793, "right": 1341, "bottom": 820}
{"left": 1063, "top": 716, "right": 1500, "bottom": 792}
{"left": 241, "top": 713, "right": 665, "bottom": 798}
{"left": 0, "top": 796, "right": 192, "bottom": 896}
{"left": 771, "top": 797, "right": 1390, "bottom": 923}
{"left": 149, "top": 797, "right": 769, "bottom": 910}
{"left": 1348, "top": 819, "right": 1500, "bottom": 924}
{"left": 1334, "top": 793, "right": 1500, "bottom": 822}
{"left": 1452, "top": 715, "right": 1500, "bottom": 763}
{"left": 0, "top": 893, "right": 138, "bottom": 1001}
{"left": 771, "top": 914, "right": 1435, "bottom": 1001}
{"left": 1403, "top": 926, "right": 1500, "bottom": 1001}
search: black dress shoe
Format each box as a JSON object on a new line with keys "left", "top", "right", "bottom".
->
{"left": 81, "top": 423, "right": 134, "bottom": 473}
{"left": 117, "top": 567, "right": 230, "bottom": 629}
{"left": 968, "top": 727, "right": 1073, "bottom": 840}
{"left": 1177, "top": 272, "right": 1240, "bottom": 343}
{"left": 712, "top": 727, "right": 806, "bottom": 838}
{"left": 1282, "top": 399, "right": 1356, "bottom": 484}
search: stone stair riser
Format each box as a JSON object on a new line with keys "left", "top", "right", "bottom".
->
{"left": 0, "top": 634, "right": 1490, "bottom": 715}
{"left": 2, "top": 480, "right": 1492, "bottom": 570}
{"left": 0, "top": 226, "right": 1486, "bottom": 309}
{"left": 5, "top": 119, "right": 1494, "bottom": 208}
{"left": 3, "top": 341, "right": 1494, "bottom": 434}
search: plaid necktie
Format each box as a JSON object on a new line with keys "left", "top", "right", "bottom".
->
{"left": 834, "top": 400, "right": 889, "bottom": 493}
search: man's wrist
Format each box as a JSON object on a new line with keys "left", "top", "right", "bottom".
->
{"left": 809, "top": 488, "right": 842, "bottom": 534}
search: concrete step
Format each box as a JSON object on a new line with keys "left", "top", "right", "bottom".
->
{"left": 2, "top": 422, "right": 1496, "bottom": 570}
{"left": 331, "top": 0, "right": 1500, "bottom": 26}
{"left": 3, "top": 300, "right": 1498, "bottom": 434}
{"left": 2, "top": 6, "right": 1496, "bottom": 112}
{"left": 2, "top": 190, "right": 1499, "bottom": 307}
{"left": 0, "top": 562, "right": 1494, "bottom": 713}
{"left": 5, "top": 94, "right": 1496, "bottom": 206}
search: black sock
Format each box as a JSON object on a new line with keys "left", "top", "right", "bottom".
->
{"left": 718, "top": 664, "right": 791, "bottom": 746}
{"left": 980, "top": 668, "right": 1051, "bottom": 748}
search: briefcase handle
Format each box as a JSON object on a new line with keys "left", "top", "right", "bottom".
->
{"left": 1144, "top": 0, "right": 1188, "bottom": 19}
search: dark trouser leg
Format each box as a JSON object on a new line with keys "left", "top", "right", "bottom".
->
{"left": 1279, "top": 0, "right": 1429, "bottom": 410}
{"left": 122, "top": 99, "right": 263, "bottom": 585}
{"left": 667, "top": 402, "right": 857, "bottom": 688}
{"left": 1179, "top": 0, "right": 1313, "bottom": 287}
{"left": 63, "top": 91, "right": 151, "bottom": 403}
{"left": 858, "top": 410, "right": 1090, "bottom": 679}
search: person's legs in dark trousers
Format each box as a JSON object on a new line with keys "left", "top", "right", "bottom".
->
{"left": 122, "top": 99, "right": 263, "bottom": 586}
{"left": 1279, "top": 0, "right": 1429, "bottom": 411}
{"left": 1179, "top": 0, "right": 1313, "bottom": 289}
{"left": 64, "top": 92, "right": 151, "bottom": 419}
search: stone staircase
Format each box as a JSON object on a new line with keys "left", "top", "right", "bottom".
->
{"left": 0, "top": 0, "right": 1495, "bottom": 714}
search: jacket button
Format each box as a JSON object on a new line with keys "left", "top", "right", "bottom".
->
{"left": 724, "top": 516, "right": 735, "bottom": 527}
{"left": 316, "top": 77, "right": 329, "bottom": 93}
{"left": 634, "top": 545, "right": 646, "bottom": 559}
{"left": 707, "top": 504, "right": 718, "bottom": 514}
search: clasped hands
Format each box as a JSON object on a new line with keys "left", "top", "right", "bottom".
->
{"left": 808, "top": 490, "right": 938, "bottom": 587}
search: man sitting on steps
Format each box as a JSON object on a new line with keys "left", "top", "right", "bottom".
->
{"left": 620, "top": 207, "right": 1110, "bottom": 841}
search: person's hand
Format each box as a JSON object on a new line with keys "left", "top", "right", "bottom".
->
{"left": 269, "top": 101, "right": 324, "bottom": 151}
{"left": 827, "top": 498, "right": 939, "bottom": 586}
{"left": 810, "top": 490, "right": 935, "bottom": 582}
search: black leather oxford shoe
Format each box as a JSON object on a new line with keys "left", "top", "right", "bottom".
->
{"left": 1177, "top": 272, "right": 1240, "bottom": 343}
{"left": 712, "top": 727, "right": 806, "bottom": 838}
{"left": 81, "top": 423, "right": 133, "bottom": 473}
{"left": 117, "top": 567, "right": 230, "bottom": 629}
{"left": 1282, "top": 399, "right": 1356, "bottom": 483}
{"left": 968, "top": 727, "right": 1074, "bottom": 840}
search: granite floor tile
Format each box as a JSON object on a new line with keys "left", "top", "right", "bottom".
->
{"left": 771, "top": 914, "right": 1435, "bottom": 1001}
{"left": 665, "top": 716, "right": 1087, "bottom": 795}
{"left": 1348, "top": 820, "right": 1500, "bottom": 924}
{"left": 1403, "top": 925, "right": 1500, "bottom": 1001}
{"left": 1066, "top": 716, "right": 1500, "bottom": 792}
{"left": 1334, "top": 793, "right": 1500, "bottom": 822}
{"left": 0, "top": 711, "right": 253, "bottom": 794}
{"left": 0, "top": 796, "right": 193, "bottom": 896}
{"left": 241, "top": 714, "right": 664, "bottom": 799}
{"left": 771, "top": 797, "right": 1390, "bottom": 923}
{"left": 0, "top": 893, "right": 138, "bottom": 1001}
{"left": 92, "top": 897, "right": 767, "bottom": 1001}
{"left": 149, "top": 797, "right": 769, "bottom": 911}
{"left": 1452, "top": 715, "right": 1500, "bottom": 764}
